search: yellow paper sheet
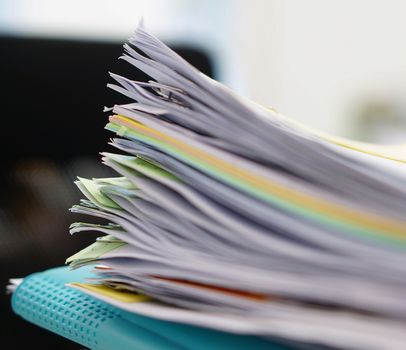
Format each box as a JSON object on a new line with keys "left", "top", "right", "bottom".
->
{"left": 110, "top": 114, "right": 406, "bottom": 238}
{"left": 70, "top": 282, "right": 150, "bottom": 303}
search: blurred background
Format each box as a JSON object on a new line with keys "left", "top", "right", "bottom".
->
{"left": 1, "top": 0, "right": 405, "bottom": 348}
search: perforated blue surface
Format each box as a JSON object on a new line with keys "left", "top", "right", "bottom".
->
{"left": 12, "top": 269, "right": 120, "bottom": 349}
{"left": 11, "top": 266, "right": 297, "bottom": 350}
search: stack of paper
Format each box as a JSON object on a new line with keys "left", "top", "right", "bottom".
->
{"left": 66, "top": 23, "right": 406, "bottom": 349}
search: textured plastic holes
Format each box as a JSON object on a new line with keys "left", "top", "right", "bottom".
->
{"left": 14, "top": 275, "right": 119, "bottom": 350}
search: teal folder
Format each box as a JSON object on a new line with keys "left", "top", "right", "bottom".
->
{"left": 11, "top": 266, "right": 297, "bottom": 350}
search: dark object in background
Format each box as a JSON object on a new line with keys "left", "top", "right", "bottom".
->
{"left": 0, "top": 35, "right": 212, "bottom": 349}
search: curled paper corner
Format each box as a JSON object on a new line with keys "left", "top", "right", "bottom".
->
{"left": 138, "top": 17, "right": 146, "bottom": 31}
{"left": 103, "top": 106, "right": 114, "bottom": 112}
{"left": 128, "top": 17, "right": 146, "bottom": 41}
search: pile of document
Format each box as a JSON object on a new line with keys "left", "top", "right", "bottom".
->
{"left": 66, "top": 23, "right": 406, "bottom": 349}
